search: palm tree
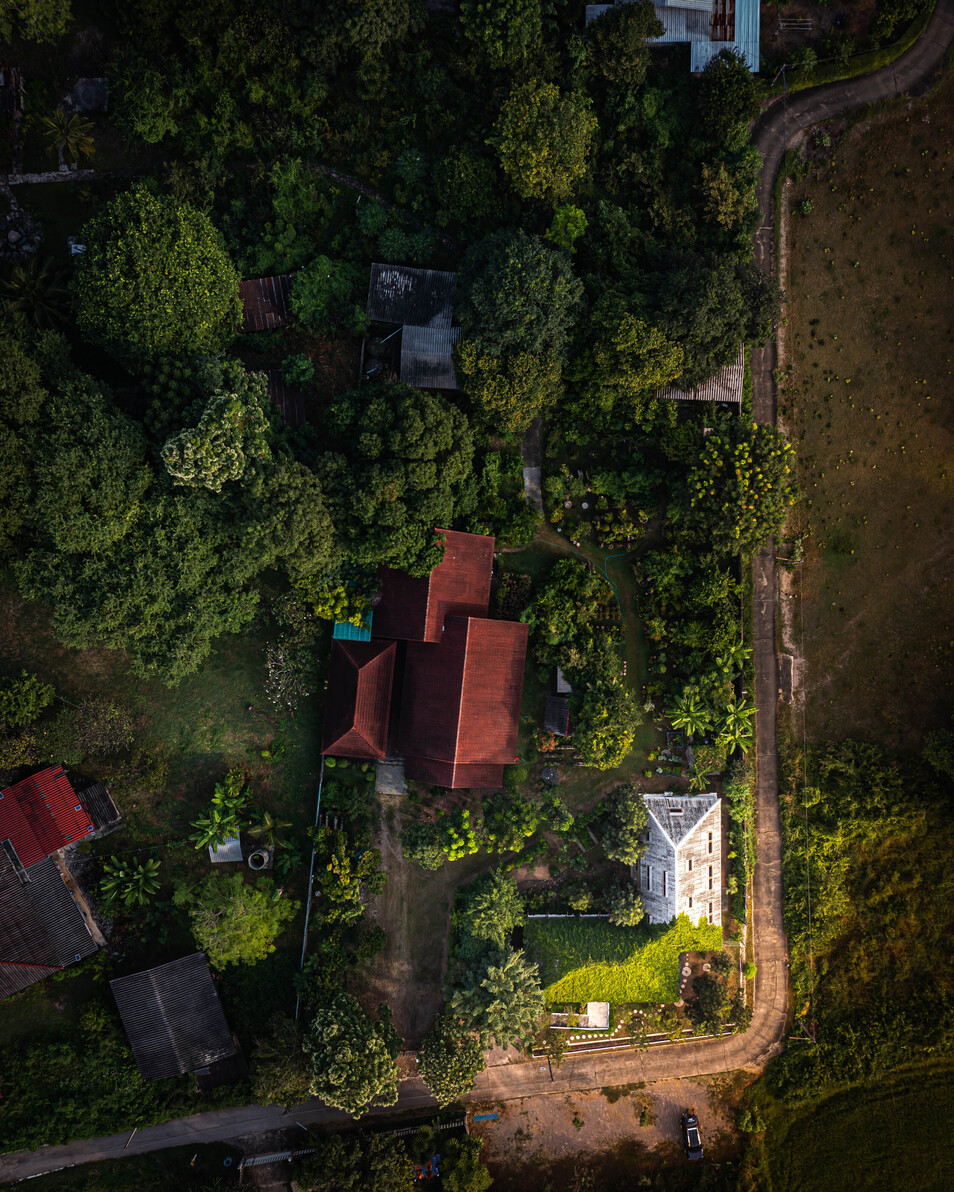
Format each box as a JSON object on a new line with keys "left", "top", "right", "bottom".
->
{"left": 668, "top": 689, "right": 712, "bottom": 739}
{"left": 247, "top": 810, "right": 292, "bottom": 850}
{"left": 101, "top": 856, "right": 161, "bottom": 908}
{"left": 2, "top": 257, "right": 69, "bottom": 328}
{"left": 40, "top": 107, "right": 95, "bottom": 167}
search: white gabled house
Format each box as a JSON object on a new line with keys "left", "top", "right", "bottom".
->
{"left": 632, "top": 793, "right": 722, "bottom": 926}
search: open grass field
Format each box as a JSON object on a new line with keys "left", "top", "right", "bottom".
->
{"left": 781, "top": 71, "right": 954, "bottom": 748}
{"left": 762, "top": 1058, "right": 954, "bottom": 1192}
{"left": 525, "top": 914, "right": 722, "bottom": 1005}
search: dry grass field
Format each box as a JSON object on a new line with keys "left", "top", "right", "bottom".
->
{"left": 781, "top": 71, "right": 954, "bottom": 748}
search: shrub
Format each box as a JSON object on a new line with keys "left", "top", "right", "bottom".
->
{"left": 290, "top": 255, "right": 368, "bottom": 336}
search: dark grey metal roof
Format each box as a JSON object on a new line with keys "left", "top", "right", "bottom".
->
{"left": 544, "top": 695, "right": 571, "bottom": 737}
{"left": 0, "top": 853, "right": 97, "bottom": 999}
{"left": 400, "top": 324, "right": 460, "bottom": 390}
{"left": 78, "top": 781, "right": 120, "bottom": 832}
{"left": 367, "top": 263, "right": 456, "bottom": 329}
{"left": 110, "top": 952, "right": 237, "bottom": 1081}
{"left": 644, "top": 793, "right": 720, "bottom": 848}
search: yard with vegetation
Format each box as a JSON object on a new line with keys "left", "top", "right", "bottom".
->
{"left": 525, "top": 914, "right": 722, "bottom": 1005}
{"left": 781, "top": 68, "right": 954, "bottom": 749}
{"left": 754, "top": 1058, "right": 954, "bottom": 1192}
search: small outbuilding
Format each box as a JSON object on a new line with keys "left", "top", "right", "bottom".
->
{"left": 544, "top": 695, "right": 571, "bottom": 738}
{"left": 366, "top": 263, "right": 460, "bottom": 390}
{"left": 110, "top": 952, "right": 240, "bottom": 1083}
{"left": 239, "top": 275, "right": 292, "bottom": 333}
{"left": 654, "top": 345, "right": 745, "bottom": 404}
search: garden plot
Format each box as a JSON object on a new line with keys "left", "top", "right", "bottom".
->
{"left": 525, "top": 915, "right": 722, "bottom": 1005}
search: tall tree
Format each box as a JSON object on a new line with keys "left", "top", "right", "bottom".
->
{"left": 71, "top": 184, "right": 240, "bottom": 361}
{"left": 417, "top": 1015, "right": 485, "bottom": 1106}
{"left": 0, "top": 0, "right": 71, "bottom": 43}
{"left": 303, "top": 992, "right": 401, "bottom": 1117}
{"left": 601, "top": 784, "right": 649, "bottom": 866}
{"left": 174, "top": 872, "right": 299, "bottom": 968}
{"left": 460, "top": 0, "right": 542, "bottom": 70}
{"left": 162, "top": 380, "right": 271, "bottom": 492}
{"left": 448, "top": 947, "right": 544, "bottom": 1048}
{"left": 697, "top": 48, "right": 763, "bottom": 151}
{"left": 493, "top": 80, "right": 597, "bottom": 205}
{"left": 456, "top": 230, "right": 582, "bottom": 358}
{"left": 314, "top": 382, "right": 475, "bottom": 576}
{"left": 457, "top": 870, "right": 524, "bottom": 950}
{"left": 586, "top": 1, "right": 663, "bottom": 89}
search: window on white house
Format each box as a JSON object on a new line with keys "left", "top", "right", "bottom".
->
{"left": 662, "top": 870, "right": 667, "bottom": 897}
{"left": 647, "top": 865, "right": 653, "bottom": 892}
{"left": 687, "top": 857, "right": 693, "bottom": 872}
{"left": 708, "top": 866, "right": 713, "bottom": 890}
{"left": 708, "top": 832, "right": 714, "bottom": 855}
{"left": 688, "top": 895, "right": 693, "bottom": 909}
{"left": 708, "top": 902, "right": 713, "bottom": 922}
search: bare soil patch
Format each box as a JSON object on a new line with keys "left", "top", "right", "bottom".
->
{"left": 780, "top": 75, "right": 954, "bottom": 748}
{"left": 471, "top": 1076, "right": 741, "bottom": 1191}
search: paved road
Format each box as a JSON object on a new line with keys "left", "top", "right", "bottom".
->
{"left": 4, "top": 14, "right": 954, "bottom": 1183}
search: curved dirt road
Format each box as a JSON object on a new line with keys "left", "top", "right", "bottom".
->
{"left": 3, "top": 13, "right": 954, "bottom": 1182}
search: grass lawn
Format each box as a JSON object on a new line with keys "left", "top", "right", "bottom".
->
{"left": 781, "top": 71, "right": 954, "bottom": 748}
{"left": 763, "top": 1059, "right": 954, "bottom": 1192}
{"left": 525, "top": 914, "right": 722, "bottom": 1005}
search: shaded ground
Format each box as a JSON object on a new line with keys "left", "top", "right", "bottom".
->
{"left": 359, "top": 789, "right": 486, "bottom": 1047}
{"left": 780, "top": 69, "right": 954, "bottom": 748}
{"left": 471, "top": 1076, "right": 741, "bottom": 1192}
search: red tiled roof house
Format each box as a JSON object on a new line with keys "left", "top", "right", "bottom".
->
{"left": 0, "top": 765, "right": 95, "bottom": 869}
{"left": 320, "top": 529, "right": 528, "bottom": 789}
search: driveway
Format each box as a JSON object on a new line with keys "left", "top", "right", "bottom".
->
{"left": 3, "top": 9, "right": 954, "bottom": 1182}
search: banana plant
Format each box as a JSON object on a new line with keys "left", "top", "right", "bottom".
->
{"left": 668, "top": 689, "right": 713, "bottom": 738}
{"left": 101, "top": 856, "right": 161, "bottom": 908}
{"left": 247, "top": 810, "right": 292, "bottom": 850}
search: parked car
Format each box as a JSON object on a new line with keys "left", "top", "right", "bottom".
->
{"left": 681, "top": 1109, "right": 704, "bottom": 1161}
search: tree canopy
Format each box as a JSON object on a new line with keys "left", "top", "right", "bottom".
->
{"left": 493, "top": 80, "right": 597, "bottom": 205}
{"left": 417, "top": 1015, "right": 485, "bottom": 1106}
{"left": 314, "top": 382, "right": 475, "bottom": 576}
{"left": 448, "top": 946, "right": 544, "bottom": 1048}
{"left": 174, "top": 872, "right": 299, "bottom": 968}
{"left": 457, "top": 230, "right": 583, "bottom": 358}
{"left": 71, "top": 185, "right": 240, "bottom": 360}
{"left": 601, "top": 784, "right": 649, "bottom": 866}
{"left": 303, "top": 992, "right": 401, "bottom": 1117}
{"left": 460, "top": 0, "right": 542, "bottom": 70}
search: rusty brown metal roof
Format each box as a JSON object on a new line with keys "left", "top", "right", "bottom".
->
{"left": 239, "top": 275, "right": 291, "bottom": 333}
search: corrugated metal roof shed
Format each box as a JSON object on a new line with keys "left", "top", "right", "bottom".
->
{"left": 77, "top": 781, "right": 120, "bottom": 832}
{"left": 585, "top": 2, "right": 759, "bottom": 70}
{"left": 0, "top": 766, "right": 95, "bottom": 868}
{"left": 239, "top": 275, "right": 292, "bottom": 333}
{"left": 0, "top": 852, "right": 97, "bottom": 999}
{"left": 322, "top": 639, "right": 396, "bottom": 760}
{"left": 209, "top": 834, "right": 242, "bottom": 863}
{"left": 400, "top": 324, "right": 460, "bottom": 390}
{"left": 544, "top": 695, "right": 571, "bottom": 737}
{"left": 333, "top": 612, "right": 373, "bottom": 641}
{"left": 110, "top": 952, "right": 238, "bottom": 1082}
{"left": 655, "top": 345, "right": 744, "bottom": 403}
{"left": 367, "top": 264, "right": 456, "bottom": 329}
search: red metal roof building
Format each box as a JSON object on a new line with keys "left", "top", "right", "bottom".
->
{"left": 398, "top": 617, "right": 529, "bottom": 789}
{"left": 321, "top": 640, "right": 397, "bottom": 761}
{"left": 321, "top": 529, "right": 528, "bottom": 789}
{"left": 373, "top": 529, "right": 494, "bottom": 643}
{"left": 0, "top": 766, "right": 95, "bottom": 869}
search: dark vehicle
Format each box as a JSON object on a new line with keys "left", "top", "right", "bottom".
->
{"left": 681, "top": 1109, "right": 704, "bottom": 1161}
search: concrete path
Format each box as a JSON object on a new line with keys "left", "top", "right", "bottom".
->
{"left": 3, "top": 11, "right": 954, "bottom": 1183}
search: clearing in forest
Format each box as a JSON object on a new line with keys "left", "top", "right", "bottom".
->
{"left": 781, "top": 71, "right": 954, "bottom": 748}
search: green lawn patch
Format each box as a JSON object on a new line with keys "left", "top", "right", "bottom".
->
{"left": 526, "top": 914, "right": 722, "bottom": 1005}
{"left": 763, "top": 1059, "right": 954, "bottom": 1192}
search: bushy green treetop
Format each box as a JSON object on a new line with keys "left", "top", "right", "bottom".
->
{"left": 303, "top": 991, "right": 401, "bottom": 1117}
{"left": 493, "top": 80, "right": 597, "bottom": 205}
{"left": 174, "top": 872, "right": 299, "bottom": 968}
{"left": 71, "top": 185, "right": 240, "bottom": 360}
{"left": 417, "top": 1015, "right": 485, "bottom": 1106}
